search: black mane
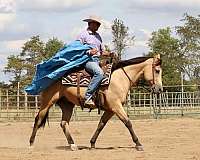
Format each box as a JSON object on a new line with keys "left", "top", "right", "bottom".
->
{"left": 111, "top": 56, "right": 152, "bottom": 72}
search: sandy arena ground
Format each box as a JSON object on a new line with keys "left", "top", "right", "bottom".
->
{"left": 0, "top": 118, "right": 200, "bottom": 160}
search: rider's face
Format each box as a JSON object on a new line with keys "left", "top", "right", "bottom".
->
{"left": 88, "top": 22, "right": 101, "bottom": 32}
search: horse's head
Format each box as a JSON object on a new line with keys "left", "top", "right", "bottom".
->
{"left": 143, "top": 54, "right": 163, "bottom": 94}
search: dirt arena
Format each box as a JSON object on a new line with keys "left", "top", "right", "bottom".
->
{"left": 0, "top": 118, "right": 200, "bottom": 160}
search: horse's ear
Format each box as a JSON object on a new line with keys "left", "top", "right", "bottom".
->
{"left": 154, "top": 54, "right": 160, "bottom": 59}
{"left": 154, "top": 54, "right": 162, "bottom": 66}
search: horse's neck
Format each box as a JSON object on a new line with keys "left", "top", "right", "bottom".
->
{"left": 108, "top": 62, "right": 146, "bottom": 103}
{"left": 123, "top": 63, "right": 146, "bottom": 84}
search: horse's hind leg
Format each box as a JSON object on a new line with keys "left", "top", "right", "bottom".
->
{"left": 29, "top": 91, "right": 60, "bottom": 146}
{"left": 56, "top": 97, "right": 77, "bottom": 151}
{"left": 29, "top": 104, "right": 51, "bottom": 146}
{"left": 90, "top": 111, "right": 114, "bottom": 149}
{"left": 113, "top": 105, "right": 144, "bottom": 151}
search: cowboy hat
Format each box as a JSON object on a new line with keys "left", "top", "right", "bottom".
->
{"left": 83, "top": 15, "right": 101, "bottom": 25}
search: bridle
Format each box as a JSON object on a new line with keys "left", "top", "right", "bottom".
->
{"left": 121, "top": 67, "right": 135, "bottom": 86}
{"left": 151, "top": 58, "right": 156, "bottom": 85}
{"left": 121, "top": 57, "right": 160, "bottom": 92}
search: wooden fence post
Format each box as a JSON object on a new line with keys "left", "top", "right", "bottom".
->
{"left": 6, "top": 89, "right": 9, "bottom": 119}
{"left": 127, "top": 91, "right": 131, "bottom": 117}
{"left": 0, "top": 89, "right": 1, "bottom": 118}
{"left": 152, "top": 94, "right": 158, "bottom": 119}
{"left": 25, "top": 92, "right": 28, "bottom": 119}
{"left": 17, "top": 82, "right": 20, "bottom": 117}
{"left": 35, "top": 95, "right": 38, "bottom": 116}
{"left": 73, "top": 107, "right": 77, "bottom": 121}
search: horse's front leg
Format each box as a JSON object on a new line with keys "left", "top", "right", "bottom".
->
{"left": 113, "top": 104, "right": 144, "bottom": 151}
{"left": 90, "top": 111, "right": 114, "bottom": 149}
{"left": 57, "top": 98, "right": 77, "bottom": 151}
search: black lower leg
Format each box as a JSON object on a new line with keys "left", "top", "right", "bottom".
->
{"left": 124, "top": 119, "right": 142, "bottom": 146}
{"left": 90, "top": 120, "right": 106, "bottom": 148}
{"left": 60, "top": 121, "right": 75, "bottom": 145}
{"left": 90, "top": 111, "right": 113, "bottom": 148}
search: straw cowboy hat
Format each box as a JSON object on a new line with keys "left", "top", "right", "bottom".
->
{"left": 83, "top": 15, "right": 102, "bottom": 25}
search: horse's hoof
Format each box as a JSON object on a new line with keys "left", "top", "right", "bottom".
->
{"left": 29, "top": 141, "right": 34, "bottom": 147}
{"left": 90, "top": 147, "right": 95, "bottom": 150}
{"left": 29, "top": 145, "right": 34, "bottom": 149}
{"left": 70, "top": 144, "right": 78, "bottom": 151}
{"left": 90, "top": 143, "right": 95, "bottom": 149}
{"left": 135, "top": 145, "right": 144, "bottom": 151}
{"left": 29, "top": 137, "right": 35, "bottom": 146}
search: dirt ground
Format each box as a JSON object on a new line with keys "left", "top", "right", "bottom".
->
{"left": 0, "top": 118, "right": 200, "bottom": 160}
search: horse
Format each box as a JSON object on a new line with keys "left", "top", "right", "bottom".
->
{"left": 29, "top": 54, "right": 162, "bottom": 151}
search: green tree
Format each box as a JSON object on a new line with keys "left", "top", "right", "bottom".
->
{"left": 148, "top": 27, "right": 185, "bottom": 87}
{"left": 4, "top": 55, "right": 25, "bottom": 85}
{"left": 111, "top": 18, "right": 135, "bottom": 60}
{"left": 20, "top": 35, "right": 45, "bottom": 85}
{"left": 45, "top": 37, "right": 64, "bottom": 59}
{"left": 0, "top": 81, "right": 10, "bottom": 89}
{"left": 176, "top": 13, "right": 200, "bottom": 86}
{"left": 4, "top": 35, "right": 64, "bottom": 88}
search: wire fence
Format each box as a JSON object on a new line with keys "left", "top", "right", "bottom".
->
{"left": 0, "top": 86, "right": 200, "bottom": 121}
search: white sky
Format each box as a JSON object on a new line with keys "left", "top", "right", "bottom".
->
{"left": 0, "top": 0, "right": 200, "bottom": 83}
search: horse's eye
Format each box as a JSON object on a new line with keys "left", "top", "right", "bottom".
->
{"left": 155, "top": 69, "right": 160, "bottom": 74}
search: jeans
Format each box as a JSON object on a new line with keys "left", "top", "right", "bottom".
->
{"left": 84, "top": 57, "right": 104, "bottom": 100}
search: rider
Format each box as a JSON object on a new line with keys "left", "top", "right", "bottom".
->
{"left": 76, "top": 15, "right": 111, "bottom": 107}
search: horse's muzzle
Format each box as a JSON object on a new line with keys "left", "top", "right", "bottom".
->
{"left": 151, "top": 84, "right": 163, "bottom": 94}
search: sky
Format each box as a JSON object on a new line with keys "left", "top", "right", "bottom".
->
{"left": 0, "top": 0, "right": 200, "bottom": 83}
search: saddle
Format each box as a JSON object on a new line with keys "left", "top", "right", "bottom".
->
{"left": 62, "top": 63, "right": 113, "bottom": 112}
{"left": 62, "top": 64, "right": 112, "bottom": 87}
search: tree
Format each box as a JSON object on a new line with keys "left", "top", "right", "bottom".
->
{"left": 148, "top": 27, "right": 185, "bottom": 87}
{"left": 111, "top": 18, "right": 135, "bottom": 60}
{"left": 45, "top": 37, "right": 64, "bottom": 59}
{"left": 0, "top": 81, "right": 10, "bottom": 89}
{"left": 176, "top": 13, "right": 200, "bottom": 86}
{"left": 4, "top": 55, "right": 25, "bottom": 85}
{"left": 4, "top": 35, "right": 64, "bottom": 88}
{"left": 20, "top": 35, "right": 45, "bottom": 85}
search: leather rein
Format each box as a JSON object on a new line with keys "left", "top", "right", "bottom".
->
{"left": 121, "top": 58, "right": 158, "bottom": 91}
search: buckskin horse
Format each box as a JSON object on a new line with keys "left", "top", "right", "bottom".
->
{"left": 29, "top": 54, "right": 162, "bottom": 151}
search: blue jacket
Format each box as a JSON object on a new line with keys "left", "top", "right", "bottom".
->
{"left": 25, "top": 40, "right": 93, "bottom": 95}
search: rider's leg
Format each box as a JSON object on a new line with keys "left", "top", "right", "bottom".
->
{"left": 84, "top": 59, "right": 104, "bottom": 104}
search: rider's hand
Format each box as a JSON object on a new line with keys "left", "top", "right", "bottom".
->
{"left": 101, "top": 51, "right": 110, "bottom": 56}
{"left": 110, "top": 52, "right": 115, "bottom": 57}
{"left": 101, "top": 51, "right": 117, "bottom": 57}
{"left": 89, "top": 48, "right": 98, "bottom": 55}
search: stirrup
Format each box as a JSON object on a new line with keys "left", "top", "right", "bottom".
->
{"left": 84, "top": 99, "right": 95, "bottom": 106}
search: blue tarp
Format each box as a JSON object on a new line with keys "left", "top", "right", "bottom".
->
{"left": 25, "top": 40, "right": 93, "bottom": 95}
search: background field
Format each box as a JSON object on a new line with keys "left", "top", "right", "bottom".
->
{"left": 0, "top": 118, "right": 200, "bottom": 160}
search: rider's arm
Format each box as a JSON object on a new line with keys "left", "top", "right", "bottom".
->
{"left": 76, "top": 32, "right": 86, "bottom": 44}
{"left": 99, "top": 44, "right": 111, "bottom": 56}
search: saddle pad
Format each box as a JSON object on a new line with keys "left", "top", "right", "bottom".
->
{"left": 62, "top": 64, "right": 112, "bottom": 87}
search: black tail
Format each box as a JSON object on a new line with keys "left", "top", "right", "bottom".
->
{"left": 34, "top": 110, "right": 49, "bottom": 129}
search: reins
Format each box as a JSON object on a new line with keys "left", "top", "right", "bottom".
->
{"left": 121, "top": 67, "right": 135, "bottom": 86}
{"left": 121, "top": 57, "right": 157, "bottom": 92}
{"left": 152, "top": 58, "right": 156, "bottom": 85}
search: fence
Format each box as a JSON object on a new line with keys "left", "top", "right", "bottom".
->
{"left": 128, "top": 90, "right": 200, "bottom": 119}
{"left": 0, "top": 86, "right": 200, "bottom": 121}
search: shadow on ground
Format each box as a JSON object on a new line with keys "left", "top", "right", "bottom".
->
{"left": 55, "top": 145, "right": 134, "bottom": 151}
